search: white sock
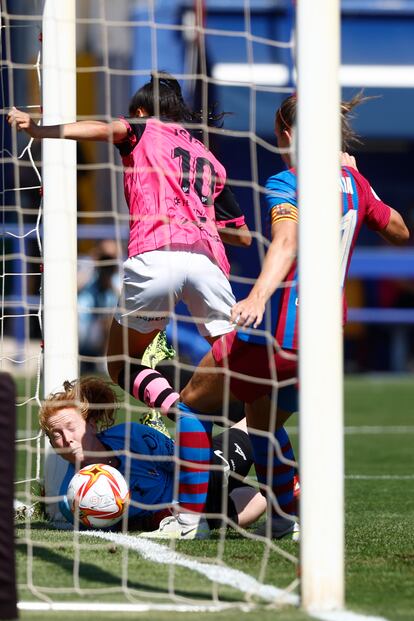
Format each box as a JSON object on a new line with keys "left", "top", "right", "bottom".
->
{"left": 177, "top": 512, "right": 204, "bottom": 526}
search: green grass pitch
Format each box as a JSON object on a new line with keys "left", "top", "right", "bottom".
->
{"left": 14, "top": 376, "right": 414, "bottom": 621}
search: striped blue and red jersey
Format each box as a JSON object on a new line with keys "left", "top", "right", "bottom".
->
{"left": 237, "top": 166, "right": 391, "bottom": 351}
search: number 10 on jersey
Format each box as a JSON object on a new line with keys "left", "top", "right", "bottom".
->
{"left": 173, "top": 147, "right": 217, "bottom": 205}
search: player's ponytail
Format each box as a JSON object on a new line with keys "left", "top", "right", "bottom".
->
{"left": 128, "top": 71, "right": 227, "bottom": 127}
{"left": 128, "top": 71, "right": 194, "bottom": 122}
{"left": 340, "top": 91, "right": 374, "bottom": 150}
{"left": 153, "top": 72, "right": 184, "bottom": 103}
{"left": 276, "top": 90, "right": 373, "bottom": 150}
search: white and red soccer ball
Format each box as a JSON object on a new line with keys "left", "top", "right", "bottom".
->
{"left": 66, "top": 464, "right": 130, "bottom": 529}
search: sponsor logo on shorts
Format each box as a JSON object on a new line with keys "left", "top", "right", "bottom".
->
{"left": 135, "top": 315, "right": 166, "bottom": 322}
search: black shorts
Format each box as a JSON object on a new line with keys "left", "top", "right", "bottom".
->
{"left": 205, "top": 427, "right": 255, "bottom": 529}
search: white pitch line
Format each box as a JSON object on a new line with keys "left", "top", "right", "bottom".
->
{"left": 18, "top": 601, "right": 253, "bottom": 613}
{"left": 346, "top": 474, "right": 414, "bottom": 480}
{"left": 312, "top": 611, "right": 389, "bottom": 621}
{"left": 18, "top": 531, "right": 392, "bottom": 621}
{"left": 77, "top": 531, "right": 391, "bottom": 621}
{"left": 285, "top": 426, "right": 414, "bottom": 435}
{"left": 17, "top": 602, "right": 391, "bottom": 620}
{"left": 81, "top": 529, "right": 298, "bottom": 606}
{"left": 344, "top": 426, "right": 414, "bottom": 435}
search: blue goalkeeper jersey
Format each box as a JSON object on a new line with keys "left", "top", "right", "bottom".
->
{"left": 59, "top": 422, "right": 175, "bottom": 525}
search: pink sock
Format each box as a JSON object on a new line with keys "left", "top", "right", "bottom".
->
{"left": 132, "top": 368, "right": 179, "bottom": 415}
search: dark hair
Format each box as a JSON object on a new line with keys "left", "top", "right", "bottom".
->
{"left": 275, "top": 91, "right": 370, "bottom": 150}
{"left": 128, "top": 71, "right": 226, "bottom": 125}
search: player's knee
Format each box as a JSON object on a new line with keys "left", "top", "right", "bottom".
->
{"left": 179, "top": 388, "right": 192, "bottom": 409}
{"left": 231, "top": 487, "right": 267, "bottom": 528}
{"left": 179, "top": 373, "right": 201, "bottom": 406}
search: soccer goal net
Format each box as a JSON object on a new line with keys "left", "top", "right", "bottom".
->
{"left": 3, "top": 0, "right": 343, "bottom": 615}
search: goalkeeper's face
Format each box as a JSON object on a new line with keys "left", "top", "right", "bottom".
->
{"left": 47, "top": 407, "right": 97, "bottom": 465}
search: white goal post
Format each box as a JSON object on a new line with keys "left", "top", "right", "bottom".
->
{"left": 42, "top": 0, "right": 78, "bottom": 520}
{"left": 297, "top": 0, "right": 343, "bottom": 611}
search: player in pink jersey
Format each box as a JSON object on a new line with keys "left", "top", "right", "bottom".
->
{"left": 146, "top": 93, "right": 409, "bottom": 539}
{"left": 8, "top": 73, "right": 251, "bottom": 402}
{"left": 8, "top": 72, "right": 251, "bottom": 539}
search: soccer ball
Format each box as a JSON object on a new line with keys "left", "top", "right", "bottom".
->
{"left": 66, "top": 464, "right": 130, "bottom": 529}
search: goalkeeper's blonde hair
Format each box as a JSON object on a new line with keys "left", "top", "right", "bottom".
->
{"left": 39, "top": 377, "right": 118, "bottom": 435}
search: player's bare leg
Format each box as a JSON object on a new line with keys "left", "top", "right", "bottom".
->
{"left": 245, "top": 394, "right": 291, "bottom": 433}
{"left": 107, "top": 319, "right": 180, "bottom": 415}
{"left": 180, "top": 349, "right": 230, "bottom": 413}
{"left": 230, "top": 487, "right": 267, "bottom": 528}
{"left": 106, "top": 318, "right": 159, "bottom": 383}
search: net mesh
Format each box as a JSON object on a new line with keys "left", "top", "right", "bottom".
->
{"left": 1, "top": 0, "right": 44, "bottom": 526}
{"left": 2, "top": 0, "right": 300, "bottom": 612}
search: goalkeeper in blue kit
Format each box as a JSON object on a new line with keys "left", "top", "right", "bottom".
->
{"left": 39, "top": 377, "right": 266, "bottom": 535}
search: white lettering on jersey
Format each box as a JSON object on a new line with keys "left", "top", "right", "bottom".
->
{"left": 340, "top": 176, "right": 354, "bottom": 194}
{"left": 340, "top": 209, "right": 358, "bottom": 286}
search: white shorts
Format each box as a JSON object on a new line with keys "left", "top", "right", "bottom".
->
{"left": 114, "top": 250, "right": 236, "bottom": 338}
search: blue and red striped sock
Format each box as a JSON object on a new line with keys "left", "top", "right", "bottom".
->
{"left": 250, "top": 426, "right": 296, "bottom": 518}
{"left": 176, "top": 402, "right": 213, "bottom": 513}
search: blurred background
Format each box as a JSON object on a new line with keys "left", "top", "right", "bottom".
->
{"left": 2, "top": 0, "right": 414, "bottom": 374}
